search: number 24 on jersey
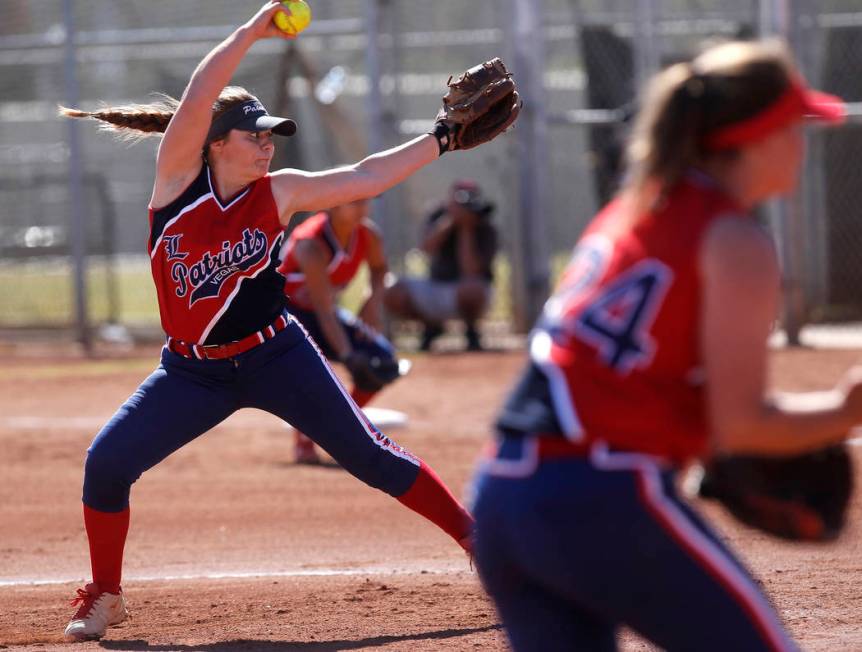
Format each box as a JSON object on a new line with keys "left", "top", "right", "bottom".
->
{"left": 544, "top": 241, "right": 674, "bottom": 376}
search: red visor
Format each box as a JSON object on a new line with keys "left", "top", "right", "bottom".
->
{"left": 704, "top": 81, "right": 845, "bottom": 151}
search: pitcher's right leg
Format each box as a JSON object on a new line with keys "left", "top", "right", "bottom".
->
{"left": 66, "top": 351, "right": 239, "bottom": 642}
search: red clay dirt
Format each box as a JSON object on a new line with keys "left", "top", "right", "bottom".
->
{"left": 1, "top": 345, "right": 861, "bottom": 651}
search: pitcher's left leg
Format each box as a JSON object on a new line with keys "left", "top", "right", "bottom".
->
{"left": 246, "top": 326, "right": 472, "bottom": 548}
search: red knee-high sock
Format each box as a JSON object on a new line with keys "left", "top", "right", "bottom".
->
{"left": 397, "top": 461, "right": 474, "bottom": 550}
{"left": 350, "top": 387, "right": 377, "bottom": 408}
{"left": 83, "top": 504, "right": 129, "bottom": 594}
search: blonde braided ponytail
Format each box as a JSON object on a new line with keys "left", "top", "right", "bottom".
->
{"left": 59, "top": 94, "right": 179, "bottom": 141}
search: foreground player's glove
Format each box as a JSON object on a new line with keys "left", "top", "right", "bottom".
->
{"left": 429, "top": 58, "right": 521, "bottom": 155}
{"left": 698, "top": 444, "right": 853, "bottom": 542}
{"left": 342, "top": 351, "right": 401, "bottom": 393}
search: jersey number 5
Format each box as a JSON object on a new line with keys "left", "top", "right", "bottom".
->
{"left": 573, "top": 260, "right": 673, "bottom": 375}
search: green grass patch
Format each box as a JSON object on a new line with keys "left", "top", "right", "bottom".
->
{"left": 0, "top": 251, "right": 572, "bottom": 330}
{"left": 0, "top": 257, "right": 159, "bottom": 327}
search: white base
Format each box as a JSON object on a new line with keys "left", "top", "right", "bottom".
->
{"left": 362, "top": 406, "right": 409, "bottom": 429}
{"left": 284, "top": 406, "right": 409, "bottom": 432}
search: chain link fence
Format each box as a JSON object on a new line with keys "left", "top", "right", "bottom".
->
{"left": 789, "top": 1, "right": 862, "bottom": 324}
{"left": 1, "top": 0, "right": 860, "bottom": 346}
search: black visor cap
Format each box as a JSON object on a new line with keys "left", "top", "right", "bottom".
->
{"left": 206, "top": 99, "right": 297, "bottom": 143}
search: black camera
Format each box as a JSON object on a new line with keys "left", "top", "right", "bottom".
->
{"left": 453, "top": 188, "right": 494, "bottom": 217}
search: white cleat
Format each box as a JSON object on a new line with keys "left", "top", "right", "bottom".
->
{"left": 64, "top": 583, "right": 128, "bottom": 642}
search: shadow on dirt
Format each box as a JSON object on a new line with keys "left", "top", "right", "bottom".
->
{"left": 273, "top": 458, "right": 344, "bottom": 470}
{"left": 99, "top": 624, "right": 502, "bottom": 650}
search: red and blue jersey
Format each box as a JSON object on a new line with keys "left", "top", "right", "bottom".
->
{"left": 278, "top": 211, "right": 372, "bottom": 310}
{"left": 148, "top": 163, "right": 286, "bottom": 345}
{"left": 520, "top": 173, "right": 747, "bottom": 463}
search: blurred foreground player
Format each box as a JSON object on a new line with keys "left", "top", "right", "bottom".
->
{"left": 472, "top": 39, "right": 861, "bottom": 651}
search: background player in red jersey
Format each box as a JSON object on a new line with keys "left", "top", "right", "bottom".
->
{"left": 278, "top": 198, "right": 409, "bottom": 464}
{"left": 471, "top": 39, "right": 862, "bottom": 651}
{"left": 57, "top": 2, "right": 514, "bottom": 642}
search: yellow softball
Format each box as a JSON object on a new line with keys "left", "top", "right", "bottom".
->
{"left": 273, "top": 1, "right": 312, "bottom": 36}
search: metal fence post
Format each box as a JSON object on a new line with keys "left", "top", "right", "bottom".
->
{"left": 760, "top": 0, "right": 803, "bottom": 346}
{"left": 364, "top": 0, "right": 387, "bottom": 216}
{"left": 63, "top": 0, "right": 91, "bottom": 353}
{"left": 634, "top": 0, "right": 660, "bottom": 88}
{"left": 507, "top": 0, "right": 551, "bottom": 332}
{"left": 380, "top": 1, "right": 407, "bottom": 270}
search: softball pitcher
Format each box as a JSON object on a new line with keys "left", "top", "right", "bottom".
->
{"left": 58, "top": 2, "right": 516, "bottom": 641}
{"left": 278, "top": 199, "right": 408, "bottom": 464}
{"left": 472, "top": 39, "right": 862, "bottom": 651}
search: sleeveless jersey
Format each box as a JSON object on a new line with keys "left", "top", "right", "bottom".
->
{"left": 148, "top": 164, "right": 287, "bottom": 345}
{"left": 520, "top": 174, "right": 746, "bottom": 463}
{"left": 278, "top": 212, "right": 372, "bottom": 310}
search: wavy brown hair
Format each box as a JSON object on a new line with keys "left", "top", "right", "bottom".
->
{"left": 625, "top": 39, "right": 797, "bottom": 199}
{"left": 58, "top": 86, "right": 256, "bottom": 145}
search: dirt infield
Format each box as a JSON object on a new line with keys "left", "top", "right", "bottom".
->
{"left": 1, "top": 344, "right": 861, "bottom": 651}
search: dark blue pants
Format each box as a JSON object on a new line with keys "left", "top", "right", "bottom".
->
{"left": 287, "top": 303, "right": 396, "bottom": 365}
{"left": 83, "top": 316, "right": 420, "bottom": 512}
{"left": 471, "top": 439, "right": 796, "bottom": 652}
